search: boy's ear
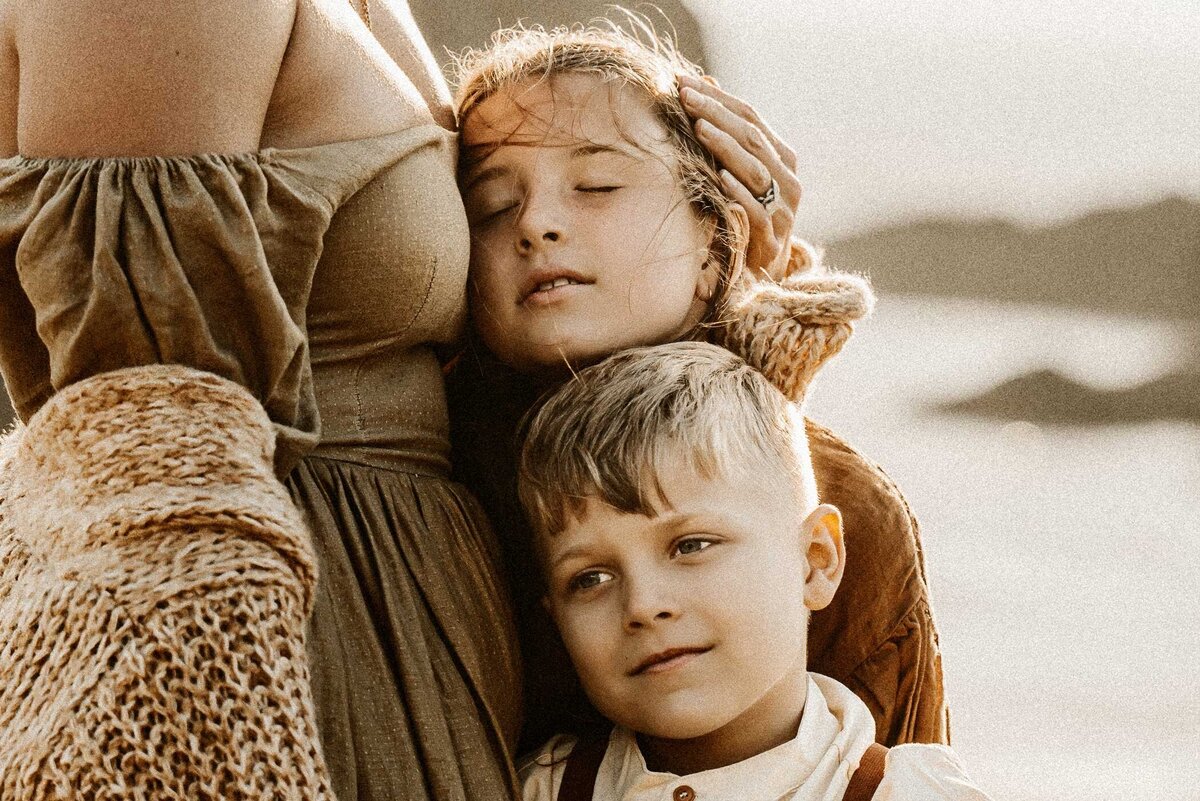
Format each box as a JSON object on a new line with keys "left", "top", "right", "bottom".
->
{"left": 801, "top": 503, "right": 845, "bottom": 612}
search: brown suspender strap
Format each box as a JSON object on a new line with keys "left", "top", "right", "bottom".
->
{"left": 843, "top": 743, "right": 889, "bottom": 801}
{"left": 556, "top": 737, "right": 886, "bottom": 801}
{"left": 555, "top": 736, "right": 609, "bottom": 801}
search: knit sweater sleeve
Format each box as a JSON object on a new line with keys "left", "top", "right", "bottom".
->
{"left": 0, "top": 365, "right": 333, "bottom": 800}
{"left": 712, "top": 246, "right": 874, "bottom": 403}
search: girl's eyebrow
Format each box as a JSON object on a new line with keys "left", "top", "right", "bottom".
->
{"left": 463, "top": 165, "right": 508, "bottom": 191}
{"left": 571, "top": 143, "right": 640, "bottom": 159}
{"left": 463, "top": 143, "right": 641, "bottom": 190}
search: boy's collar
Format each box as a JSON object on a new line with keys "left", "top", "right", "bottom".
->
{"left": 596, "top": 674, "right": 877, "bottom": 801}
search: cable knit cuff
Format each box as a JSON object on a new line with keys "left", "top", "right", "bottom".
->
{"left": 715, "top": 269, "right": 875, "bottom": 402}
{"left": 0, "top": 366, "right": 331, "bottom": 800}
{"left": 0, "top": 364, "right": 317, "bottom": 606}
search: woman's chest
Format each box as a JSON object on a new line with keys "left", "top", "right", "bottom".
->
{"left": 262, "top": 0, "right": 438, "bottom": 150}
{"left": 306, "top": 138, "right": 470, "bottom": 355}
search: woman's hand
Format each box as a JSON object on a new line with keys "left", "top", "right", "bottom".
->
{"left": 678, "top": 73, "right": 802, "bottom": 280}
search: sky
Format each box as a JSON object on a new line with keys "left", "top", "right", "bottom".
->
{"left": 685, "top": 0, "right": 1200, "bottom": 238}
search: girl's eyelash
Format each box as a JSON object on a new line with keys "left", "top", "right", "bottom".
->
{"left": 482, "top": 204, "right": 516, "bottom": 222}
{"left": 577, "top": 186, "right": 621, "bottom": 193}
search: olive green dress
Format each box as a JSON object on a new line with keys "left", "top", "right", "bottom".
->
{"left": 0, "top": 126, "right": 521, "bottom": 800}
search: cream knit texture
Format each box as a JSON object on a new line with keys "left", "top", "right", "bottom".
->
{"left": 716, "top": 241, "right": 875, "bottom": 402}
{"left": 0, "top": 365, "right": 333, "bottom": 799}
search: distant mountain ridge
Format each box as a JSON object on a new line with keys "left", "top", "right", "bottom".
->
{"left": 941, "top": 367, "right": 1200, "bottom": 425}
{"left": 825, "top": 196, "right": 1200, "bottom": 320}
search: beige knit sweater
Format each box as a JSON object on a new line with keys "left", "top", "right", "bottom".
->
{"left": 0, "top": 365, "right": 333, "bottom": 799}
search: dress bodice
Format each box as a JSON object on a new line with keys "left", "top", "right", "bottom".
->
{"left": 308, "top": 125, "right": 469, "bottom": 474}
{"left": 0, "top": 124, "right": 470, "bottom": 475}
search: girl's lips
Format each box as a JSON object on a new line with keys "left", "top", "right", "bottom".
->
{"left": 521, "top": 281, "right": 590, "bottom": 308}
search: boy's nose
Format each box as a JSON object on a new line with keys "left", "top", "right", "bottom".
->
{"left": 623, "top": 582, "right": 678, "bottom": 632}
{"left": 625, "top": 609, "right": 674, "bottom": 631}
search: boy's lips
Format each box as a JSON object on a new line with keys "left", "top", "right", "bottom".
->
{"left": 629, "top": 645, "right": 712, "bottom": 676}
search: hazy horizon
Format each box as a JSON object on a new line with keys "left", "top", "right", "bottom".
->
{"left": 686, "top": 0, "right": 1200, "bottom": 239}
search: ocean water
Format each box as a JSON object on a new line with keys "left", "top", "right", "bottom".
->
{"left": 803, "top": 295, "right": 1200, "bottom": 800}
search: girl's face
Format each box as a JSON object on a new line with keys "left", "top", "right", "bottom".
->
{"left": 460, "top": 73, "right": 718, "bottom": 373}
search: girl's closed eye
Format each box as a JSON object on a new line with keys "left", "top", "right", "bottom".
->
{"left": 479, "top": 204, "right": 517, "bottom": 223}
{"left": 467, "top": 182, "right": 522, "bottom": 223}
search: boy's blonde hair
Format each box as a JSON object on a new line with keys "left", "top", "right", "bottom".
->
{"left": 452, "top": 16, "right": 743, "bottom": 327}
{"left": 518, "top": 342, "right": 817, "bottom": 537}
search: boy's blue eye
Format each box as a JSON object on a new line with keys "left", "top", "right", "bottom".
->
{"left": 674, "top": 538, "right": 714, "bottom": 557}
{"left": 568, "top": 570, "right": 613, "bottom": 593}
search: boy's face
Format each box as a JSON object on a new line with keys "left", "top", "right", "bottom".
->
{"left": 540, "top": 447, "right": 844, "bottom": 764}
{"left": 460, "top": 73, "right": 718, "bottom": 373}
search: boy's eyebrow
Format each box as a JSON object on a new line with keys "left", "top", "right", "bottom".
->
{"left": 548, "top": 544, "right": 593, "bottom": 570}
{"left": 547, "top": 512, "right": 717, "bottom": 571}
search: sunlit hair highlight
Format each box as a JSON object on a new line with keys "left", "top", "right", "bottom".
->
{"left": 452, "top": 14, "right": 742, "bottom": 327}
{"left": 518, "top": 342, "right": 817, "bottom": 538}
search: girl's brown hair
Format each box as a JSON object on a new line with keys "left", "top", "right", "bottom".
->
{"left": 452, "top": 14, "right": 745, "bottom": 329}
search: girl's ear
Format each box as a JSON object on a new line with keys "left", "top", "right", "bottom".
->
{"left": 725, "top": 203, "right": 750, "bottom": 289}
{"left": 695, "top": 253, "right": 720, "bottom": 302}
{"left": 695, "top": 203, "right": 749, "bottom": 303}
{"left": 801, "top": 503, "right": 845, "bottom": 612}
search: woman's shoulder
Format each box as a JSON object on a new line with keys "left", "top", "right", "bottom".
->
{"left": 0, "top": 4, "right": 16, "bottom": 157}
{"left": 4, "top": 0, "right": 436, "bottom": 160}
{"left": 9, "top": 0, "right": 296, "bottom": 157}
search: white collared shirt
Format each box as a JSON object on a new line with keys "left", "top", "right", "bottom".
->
{"left": 518, "top": 673, "right": 993, "bottom": 801}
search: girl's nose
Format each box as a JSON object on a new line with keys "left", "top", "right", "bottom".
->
{"left": 517, "top": 229, "right": 559, "bottom": 254}
{"left": 514, "top": 192, "right": 566, "bottom": 254}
